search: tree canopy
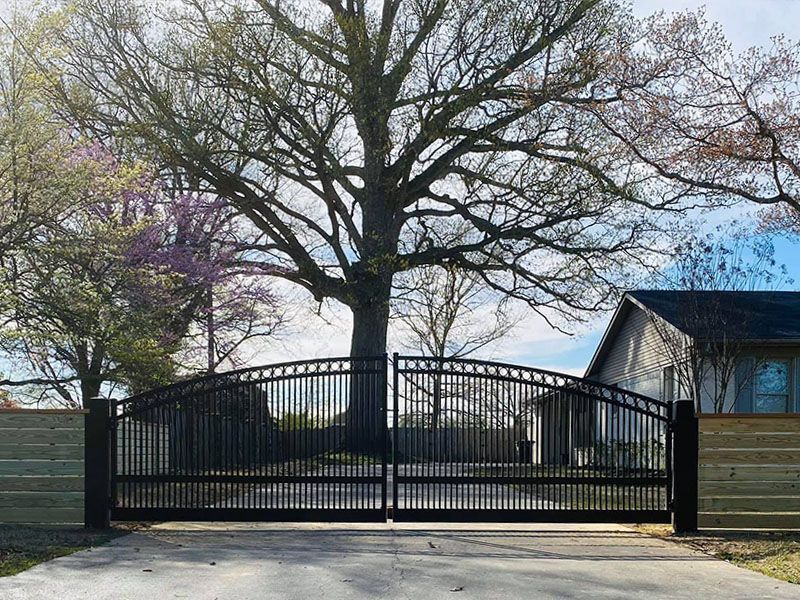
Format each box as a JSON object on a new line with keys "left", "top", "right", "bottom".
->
{"left": 3, "top": 0, "right": 797, "bottom": 415}
{"left": 51, "top": 0, "right": 704, "bottom": 362}
{"left": 0, "top": 139, "right": 285, "bottom": 406}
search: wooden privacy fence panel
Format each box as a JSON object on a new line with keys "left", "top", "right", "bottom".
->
{"left": 698, "top": 415, "right": 800, "bottom": 529}
{"left": 0, "top": 409, "right": 86, "bottom": 524}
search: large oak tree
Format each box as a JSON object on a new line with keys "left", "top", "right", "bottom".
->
{"left": 46, "top": 0, "right": 774, "bottom": 440}
{"left": 52, "top": 0, "right": 692, "bottom": 353}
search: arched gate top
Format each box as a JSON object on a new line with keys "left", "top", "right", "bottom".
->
{"left": 394, "top": 355, "right": 669, "bottom": 420}
{"left": 117, "top": 353, "right": 667, "bottom": 421}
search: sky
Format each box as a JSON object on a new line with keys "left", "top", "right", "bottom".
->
{"left": 1, "top": 0, "right": 799, "bottom": 385}
{"left": 499, "top": 0, "right": 800, "bottom": 376}
{"left": 255, "top": 0, "right": 800, "bottom": 377}
{"left": 540, "top": 0, "right": 800, "bottom": 376}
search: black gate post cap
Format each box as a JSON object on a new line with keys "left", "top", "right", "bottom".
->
{"left": 672, "top": 398, "right": 695, "bottom": 420}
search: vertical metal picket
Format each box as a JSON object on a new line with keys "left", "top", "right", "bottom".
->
{"left": 391, "top": 356, "right": 672, "bottom": 524}
{"left": 108, "top": 356, "right": 388, "bottom": 523}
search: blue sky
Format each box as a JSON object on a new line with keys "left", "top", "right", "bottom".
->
{"left": 251, "top": 0, "right": 800, "bottom": 375}
{"left": 506, "top": 0, "right": 800, "bottom": 375}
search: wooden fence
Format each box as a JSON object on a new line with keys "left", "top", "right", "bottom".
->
{"left": 0, "top": 409, "right": 86, "bottom": 524}
{"left": 698, "top": 415, "right": 800, "bottom": 529}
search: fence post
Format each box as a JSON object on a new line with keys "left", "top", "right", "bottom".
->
{"left": 671, "top": 398, "right": 699, "bottom": 533}
{"left": 85, "top": 396, "right": 113, "bottom": 529}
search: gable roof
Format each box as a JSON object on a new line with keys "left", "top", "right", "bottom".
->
{"left": 628, "top": 290, "right": 800, "bottom": 340}
{"left": 585, "top": 290, "right": 800, "bottom": 378}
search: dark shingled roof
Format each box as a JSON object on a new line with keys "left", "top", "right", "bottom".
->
{"left": 628, "top": 290, "right": 800, "bottom": 340}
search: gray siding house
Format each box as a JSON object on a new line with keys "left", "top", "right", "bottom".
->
{"left": 585, "top": 291, "right": 800, "bottom": 413}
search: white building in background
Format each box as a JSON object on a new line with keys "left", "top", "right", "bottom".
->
{"left": 584, "top": 290, "right": 800, "bottom": 413}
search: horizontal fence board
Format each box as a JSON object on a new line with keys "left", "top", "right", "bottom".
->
{"left": 699, "top": 466, "right": 800, "bottom": 482}
{"left": 700, "top": 480, "right": 800, "bottom": 497}
{"left": 699, "top": 512, "right": 800, "bottom": 529}
{"left": 0, "top": 476, "right": 84, "bottom": 492}
{"left": 0, "top": 507, "right": 84, "bottom": 524}
{"left": 698, "top": 416, "right": 800, "bottom": 529}
{"left": 699, "top": 449, "right": 800, "bottom": 466}
{"left": 699, "top": 417, "right": 800, "bottom": 434}
{"left": 0, "top": 413, "right": 84, "bottom": 429}
{"left": 0, "top": 444, "right": 83, "bottom": 460}
{"left": 699, "top": 496, "right": 800, "bottom": 513}
{"left": 699, "top": 433, "right": 800, "bottom": 449}
{"left": 0, "top": 410, "right": 86, "bottom": 525}
{"left": 0, "top": 460, "right": 83, "bottom": 476}
{"left": 0, "top": 491, "right": 84, "bottom": 509}
{"left": 0, "top": 429, "right": 85, "bottom": 445}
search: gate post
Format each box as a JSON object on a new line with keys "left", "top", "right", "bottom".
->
{"left": 85, "top": 396, "right": 113, "bottom": 529}
{"left": 671, "top": 399, "right": 698, "bottom": 533}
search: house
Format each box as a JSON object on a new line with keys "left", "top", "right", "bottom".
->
{"left": 585, "top": 290, "right": 800, "bottom": 413}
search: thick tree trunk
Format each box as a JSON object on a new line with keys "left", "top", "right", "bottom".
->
{"left": 77, "top": 344, "right": 105, "bottom": 409}
{"left": 80, "top": 376, "right": 103, "bottom": 409}
{"left": 346, "top": 284, "right": 391, "bottom": 453}
{"left": 349, "top": 302, "right": 390, "bottom": 357}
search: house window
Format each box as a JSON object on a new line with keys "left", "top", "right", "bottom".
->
{"left": 754, "top": 360, "right": 791, "bottom": 413}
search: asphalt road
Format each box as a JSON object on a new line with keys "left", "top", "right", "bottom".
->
{"left": 1, "top": 522, "right": 797, "bottom": 600}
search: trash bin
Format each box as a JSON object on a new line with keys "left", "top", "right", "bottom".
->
{"left": 516, "top": 440, "right": 534, "bottom": 462}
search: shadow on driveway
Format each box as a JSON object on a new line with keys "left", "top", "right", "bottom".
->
{"left": 0, "top": 522, "right": 796, "bottom": 600}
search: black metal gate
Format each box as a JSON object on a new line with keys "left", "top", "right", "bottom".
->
{"left": 105, "top": 354, "right": 673, "bottom": 524}
{"left": 391, "top": 356, "right": 672, "bottom": 523}
{"left": 110, "top": 356, "right": 388, "bottom": 522}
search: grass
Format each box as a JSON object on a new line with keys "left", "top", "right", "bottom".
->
{"left": 633, "top": 524, "right": 800, "bottom": 585}
{"left": 0, "top": 525, "right": 129, "bottom": 577}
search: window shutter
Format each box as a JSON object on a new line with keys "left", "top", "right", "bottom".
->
{"left": 735, "top": 357, "right": 755, "bottom": 413}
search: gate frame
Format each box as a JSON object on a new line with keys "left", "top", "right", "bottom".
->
{"left": 83, "top": 355, "right": 698, "bottom": 530}
{"left": 95, "top": 356, "right": 389, "bottom": 525}
{"left": 390, "top": 354, "right": 677, "bottom": 525}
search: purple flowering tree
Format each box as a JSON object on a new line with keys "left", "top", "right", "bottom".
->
{"left": 0, "top": 143, "right": 283, "bottom": 407}
{"left": 129, "top": 192, "right": 286, "bottom": 375}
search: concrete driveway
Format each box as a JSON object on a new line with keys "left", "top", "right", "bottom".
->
{"left": 1, "top": 522, "right": 797, "bottom": 599}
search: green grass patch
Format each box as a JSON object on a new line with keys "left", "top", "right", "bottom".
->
{"left": 0, "top": 525, "right": 127, "bottom": 577}
{"left": 632, "top": 525, "right": 800, "bottom": 584}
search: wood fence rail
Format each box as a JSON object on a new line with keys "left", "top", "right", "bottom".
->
{"left": 698, "top": 414, "right": 800, "bottom": 529}
{"left": 0, "top": 409, "right": 87, "bottom": 524}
